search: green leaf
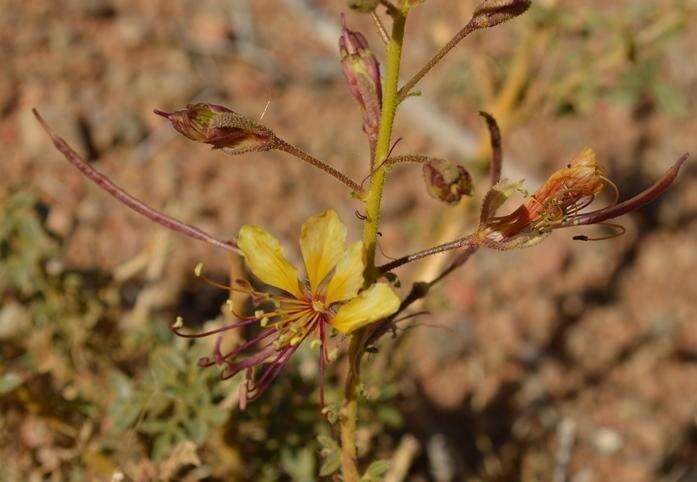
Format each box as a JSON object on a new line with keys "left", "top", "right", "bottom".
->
{"left": 0, "top": 372, "right": 23, "bottom": 394}
{"left": 319, "top": 453, "right": 341, "bottom": 477}
{"left": 317, "top": 434, "right": 340, "bottom": 452}
{"left": 377, "top": 405, "right": 403, "bottom": 428}
{"left": 362, "top": 459, "right": 391, "bottom": 481}
{"left": 152, "top": 432, "right": 174, "bottom": 460}
{"left": 281, "top": 447, "right": 316, "bottom": 482}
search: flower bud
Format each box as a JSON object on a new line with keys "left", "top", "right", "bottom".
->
{"left": 347, "top": 0, "right": 379, "bottom": 13}
{"left": 339, "top": 16, "right": 382, "bottom": 139}
{"left": 470, "top": 0, "right": 532, "bottom": 29}
{"left": 154, "top": 103, "right": 278, "bottom": 155}
{"left": 422, "top": 158, "right": 473, "bottom": 205}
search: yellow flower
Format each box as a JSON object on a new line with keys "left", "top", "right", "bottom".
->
{"left": 237, "top": 209, "right": 400, "bottom": 336}
{"left": 174, "top": 209, "right": 399, "bottom": 407}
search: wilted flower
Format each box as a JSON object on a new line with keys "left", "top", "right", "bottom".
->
{"left": 154, "top": 103, "right": 278, "bottom": 155}
{"left": 339, "top": 15, "right": 383, "bottom": 141}
{"left": 173, "top": 209, "right": 400, "bottom": 407}
{"left": 422, "top": 157, "right": 473, "bottom": 205}
{"left": 475, "top": 149, "right": 688, "bottom": 249}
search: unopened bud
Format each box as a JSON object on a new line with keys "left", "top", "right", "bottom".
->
{"left": 339, "top": 15, "right": 382, "bottom": 138}
{"left": 347, "top": 0, "right": 379, "bottom": 12}
{"left": 422, "top": 158, "right": 473, "bottom": 205}
{"left": 471, "top": 0, "right": 532, "bottom": 29}
{"left": 154, "top": 103, "right": 278, "bottom": 155}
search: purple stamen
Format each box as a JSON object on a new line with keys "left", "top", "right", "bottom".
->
{"left": 221, "top": 344, "right": 277, "bottom": 380}
{"left": 215, "top": 327, "right": 278, "bottom": 365}
{"left": 248, "top": 346, "right": 296, "bottom": 401}
{"left": 172, "top": 316, "right": 258, "bottom": 339}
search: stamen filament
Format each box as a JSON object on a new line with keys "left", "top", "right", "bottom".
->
{"left": 173, "top": 317, "right": 257, "bottom": 339}
{"left": 572, "top": 222, "right": 626, "bottom": 242}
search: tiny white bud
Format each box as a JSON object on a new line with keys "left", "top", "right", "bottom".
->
{"left": 194, "top": 262, "right": 204, "bottom": 277}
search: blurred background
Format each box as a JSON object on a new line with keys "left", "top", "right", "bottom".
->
{"left": 1, "top": 0, "right": 697, "bottom": 481}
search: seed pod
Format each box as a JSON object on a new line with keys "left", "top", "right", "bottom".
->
{"left": 470, "top": 0, "right": 532, "bottom": 29}
{"left": 422, "top": 158, "right": 473, "bottom": 205}
{"left": 339, "top": 16, "right": 382, "bottom": 140}
{"left": 347, "top": 0, "right": 379, "bottom": 13}
{"left": 154, "top": 103, "right": 278, "bottom": 155}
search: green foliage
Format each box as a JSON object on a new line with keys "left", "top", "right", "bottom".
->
{"left": 108, "top": 339, "right": 238, "bottom": 460}
{"left": 318, "top": 433, "right": 342, "bottom": 477}
{"left": 362, "top": 459, "right": 391, "bottom": 481}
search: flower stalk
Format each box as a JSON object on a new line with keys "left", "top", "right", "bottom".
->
{"left": 397, "top": 0, "right": 531, "bottom": 102}
{"left": 275, "top": 139, "right": 364, "bottom": 194}
{"left": 340, "top": 7, "right": 408, "bottom": 481}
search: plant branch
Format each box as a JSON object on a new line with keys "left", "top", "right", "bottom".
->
{"left": 33, "top": 109, "right": 241, "bottom": 254}
{"left": 378, "top": 234, "right": 477, "bottom": 274}
{"left": 275, "top": 139, "right": 364, "bottom": 194}
{"left": 397, "top": 21, "right": 477, "bottom": 102}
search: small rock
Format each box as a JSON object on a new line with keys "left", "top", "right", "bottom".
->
{"left": 593, "top": 428, "right": 623, "bottom": 455}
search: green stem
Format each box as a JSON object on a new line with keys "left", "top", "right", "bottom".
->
{"left": 362, "top": 11, "right": 406, "bottom": 283}
{"left": 339, "top": 9, "right": 408, "bottom": 482}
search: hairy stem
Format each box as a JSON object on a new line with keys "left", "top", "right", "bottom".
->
{"left": 362, "top": 12, "right": 407, "bottom": 283}
{"left": 275, "top": 139, "right": 363, "bottom": 194}
{"left": 340, "top": 9, "right": 408, "bottom": 482}
{"left": 398, "top": 21, "right": 476, "bottom": 102}
{"left": 378, "top": 235, "right": 477, "bottom": 274}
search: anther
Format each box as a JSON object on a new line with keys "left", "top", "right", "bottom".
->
{"left": 172, "top": 316, "right": 184, "bottom": 329}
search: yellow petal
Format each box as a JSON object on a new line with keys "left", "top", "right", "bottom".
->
{"left": 237, "top": 225, "right": 302, "bottom": 298}
{"left": 330, "top": 283, "right": 400, "bottom": 335}
{"left": 325, "top": 241, "right": 364, "bottom": 305}
{"left": 300, "top": 209, "right": 347, "bottom": 293}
